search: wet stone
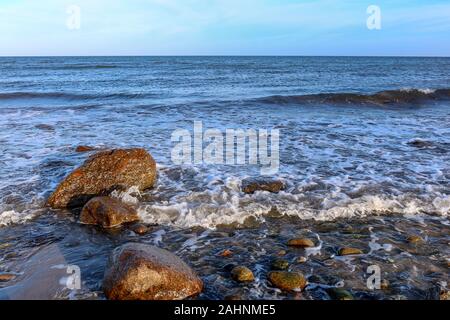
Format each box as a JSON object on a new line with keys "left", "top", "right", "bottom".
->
{"left": 268, "top": 271, "right": 306, "bottom": 291}
{"left": 271, "top": 259, "right": 289, "bottom": 270}
{"left": 231, "top": 266, "right": 254, "bottom": 282}
{"left": 287, "top": 238, "right": 315, "bottom": 248}
{"left": 241, "top": 178, "right": 285, "bottom": 194}
{"left": 338, "top": 247, "right": 364, "bottom": 256}
{"left": 75, "top": 145, "right": 96, "bottom": 152}
{"left": 407, "top": 235, "right": 424, "bottom": 244}
{"left": 129, "top": 223, "right": 150, "bottom": 235}
{"left": 0, "top": 273, "right": 16, "bottom": 282}
{"left": 327, "top": 288, "right": 354, "bottom": 300}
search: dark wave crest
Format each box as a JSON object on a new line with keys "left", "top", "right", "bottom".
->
{"left": 56, "top": 64, "right": 118, "bottom": 70}
{"left": 0, "top": 92, "right": 157, "bottom": 101}
{"left": 254, "top": 88, "right": 450, "bottom": 106}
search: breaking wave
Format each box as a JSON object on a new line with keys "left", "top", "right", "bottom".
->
{"left": 253, "top": 88, "right": 450, "bottom": 106}
{"left": 0, "top": 91, "right": 157, "bottom": 101}
{"left": 130, "top": 176, "right": 450, "bottom": 229}
{"left": 2, "top": 88, "right": 449, "bottom": 107}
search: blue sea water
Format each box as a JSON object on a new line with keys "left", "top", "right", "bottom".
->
{"left": 0, "top": 57, "right": 449, "bottom": 300}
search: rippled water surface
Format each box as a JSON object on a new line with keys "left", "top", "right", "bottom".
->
{"left": 0, "top": 57, "right": 449, "bottom": 299}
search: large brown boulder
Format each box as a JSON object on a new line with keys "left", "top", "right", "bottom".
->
{"left": 47, "top": 148, "right": 156, "bottom": 208}
{"left": 80, "top": 196, "right": 139, "bottom": 228}
{"left": 103, "top": 243, "right": 203, "bottom": 300}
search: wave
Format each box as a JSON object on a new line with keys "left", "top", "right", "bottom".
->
{"left": 56, "top": 64, "right": 118, "bottom": 70}
{"left": 109, "top": 173, "right": 450, "bottom": 229}
{"left": 0, "top": 91, "right": 157, "bottom": 101}
{"left": 1, "top": 88, "right": 449, "bottom": 106}
{"left": 253, "top": 88, "right": 450, "bottom": 106}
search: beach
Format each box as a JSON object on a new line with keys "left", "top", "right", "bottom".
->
{"left": 0, "top": 56, "right": 449, "bottom": 300}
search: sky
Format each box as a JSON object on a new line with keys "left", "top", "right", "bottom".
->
{"left": 0, "top": 0, "right": 449, "bottom": 56}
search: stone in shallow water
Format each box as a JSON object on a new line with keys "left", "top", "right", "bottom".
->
{"left": 338, "top": 247, "right": 364, "bottom": 256}
{"left": 271, "top": 259, "right": 289, "bottom": 270}
{"left": 47, "top": 148, "right": 157, "bottom": 208}
{"left": 268, "top": 271, "right": 306, "bottom": 291}
{"left": 75, "top": 145, "right": 96, "bottom": 152}
{"left": 380, "top": 279, "right": 390, "bottom": 290}
{"left": 129, "top": 223, "right": 150, "bottom": 235}
{"left": 407, "top": 235, "right": 424, "bottom": 244}
{"left": 407, "top": 139, "right": 433, "bottom": 148}
{"left": 103, "top": 243, "right": 203, "bottom": 300}
{"left": 241, "top": 178, "right": 285, "bottom": 194}
{"left": 80, "top": 196, "right": 139, "bottom": 228}
{"left": 231, "top": 266, "right": 255, "bottom": 282}
{"left": 0, "top": 273, "right": 15, "bottom": 282}
{"left": 287, "top": 238, "right": 315, "bottom": 247}
{"left": 219, "top": 249, "right": 233, "bottom": 257}
{"left": 224, "top": 294, "right": 242, "bottom": 300}
{"left": 327, "top": 287, "right": 354, "bottom": 300}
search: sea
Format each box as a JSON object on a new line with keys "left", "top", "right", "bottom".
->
{"left": 0, "top": 56, "right": 449, "bottom": 300}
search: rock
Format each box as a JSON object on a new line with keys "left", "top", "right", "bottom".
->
{"left": 224, "top": 294, "right": 242, "bottom": 300}
{"left": 407, "top": 139, "right": 433, "bottom": 148}
{"left": 75, "top": 145, "right": 96, "bottom": 152}
{"left": 287, "top": 238, "right": 315, "bottom": 248}
{"left": 440, "top": 290, "right": 450, "bottom": 300}
{"left": 407, "top": 235, "right": 424, "bottom": 244}
{"left": 327, "top": 288, "right": 354, "bottom": 300}
{"left": 35, "top": 124, "right": 55, "bottom": 131}
{"left": 338, "top": 247, "right": 364, "bottom": 256}
{"left": 0, "top": 273, "right": 16, "bottom": 282}
{"left": 80, "top": 196, "right": 139, "bottom": 228}
{"left": 103, "top": 243, "right": 202, "bottom": 300}
{"left": 380, "top": 279, "right": 390, "bottom": 290}
{"left": 219, "top": 249, "right": 233, "bottom": 257}
{"left": 268, "top": 271, "right": 306, "bottom": 291}
{"left": 277, "top": 250, "right": 287, "bottom": 256}
{"left": 230, "top": 266, "right": 254, "bottom": 282}
{"left": 47, "top": 148, "right": 157, "bottom": 208}
{"left": 271, "top": 259, "right": 289, "bottom": 270}
{"left": 296, "top": 256, "right": 307, "bottom": 263}
{"left": 130, "top": 223, "right": 150, "bottom": 235}
{"left": 241, "top": 178, "right": 285, "bottom": 194}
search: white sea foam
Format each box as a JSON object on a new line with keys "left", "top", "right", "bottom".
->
{"left": 401, "top": 87, "right": 436, "bottom": 94}
{"left": 110, "top": 186, "right": 141, "bottom": 204}
{"left": 0, "top": 209, "right": 35, "bottom": 226}
{"left": 137, "top": 176, "right": 449, "bottom": 229}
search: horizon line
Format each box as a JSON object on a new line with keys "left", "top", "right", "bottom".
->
{"left": 1, "top": 54, "right": 450, "bottom": 58}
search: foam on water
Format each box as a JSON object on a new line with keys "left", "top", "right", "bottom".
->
{"left": 0, "top": 57, "right": 449, "bottom": 229}
{"left": 0, "top": 210, "right": 35, "bottom": 226}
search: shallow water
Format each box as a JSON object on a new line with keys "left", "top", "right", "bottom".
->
{"left": 0, "top": 56, "right": 449, "bottom": 299}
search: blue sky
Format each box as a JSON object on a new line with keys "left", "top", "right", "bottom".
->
{"left": 0, "top": 0, "right": 449, "bottom": 56}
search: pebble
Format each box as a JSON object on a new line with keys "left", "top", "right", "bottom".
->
{"left": 267, "top": 271, "right": 306, "bottom": 291}
{"left": 130, "top": 223, "right": 150, "bottom": 235}
{"left": 231, "top": 266, "right": 254, "bottom": 282}
{"left": 407, "top": 235, "right": 424, "bottom": 244}
{"left": 380, "top": 279, "right": 390, "bottom": 290}
{"left": 75, "top": 145, "right": 96, "bottom": 152}
{"left": 338, "top": 247, "right": 364, "bottom": 256}
{"left": 297, "top": 256, "right": 307, "bottom": 263}
{"left": 327, "top": 287, "right": 354, "bottom": 300}
{"left": 271, "top": 259, "right": 289, "bottom": 270}
{"left": 0, "top": 273, "right": 16, "bottom": 282}
{"left": 219, "top": 249, "right": 233, "bottom": 257}
{"left": 224, "top": 294, "right": 242, "bottom": 300}
{"left": 287, "top": 238, "right": 315, "bottom": 248}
